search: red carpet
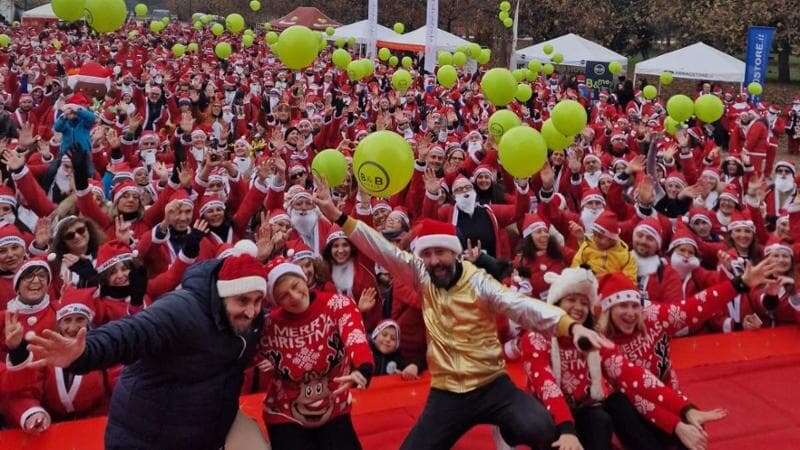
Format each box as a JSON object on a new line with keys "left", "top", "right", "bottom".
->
{"left": 3, "top": 328, "right": 800, "bottom": 450}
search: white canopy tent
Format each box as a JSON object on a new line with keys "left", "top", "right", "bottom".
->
{"left": 327, "top": 20, "right": 400, "bottom": 44}
{"left": 376, "top": 25, "right": 470, "bottom": 53}
{"left": 634, "top": 42, "right": 745, "bottom": 83}
{"left": 22, "top": 3, "right": 56, "bottom": 19}
{"left": 514, "top": 33, "right": 627, "bottom": 67}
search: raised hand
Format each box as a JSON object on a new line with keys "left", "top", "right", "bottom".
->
{"left": 332, "top": 370, "right": 368, "bottom": 396}
{"left": 27, "top": 328, "right": 87, "bottom": 369}
{"left": 627, "top": 155, "right": 646, "bottom": 174}
{"left": 179, "top": 111, "right": 194, "bottom": 134}
{"left": 17, "top": 122, "right": 35, "bottom": 148}
{"left": 539, "top": 162, "right": 555, "bottom": 188}
{"left": 106, "top": 128, "right": 121, "bottom": 149}
{"left": 741, "top": 254, "right": 780, "bottom": 288}
{"left": 1, "top": 149, "right": 26, "bottom": 171}
{"left": 569, "top": 221, "right": 585, "bottom": 241}
{"left": 422, "top": 166, "right": 441, "bottom": 195}
{"left": 463, "top": 238, "right": 482, "bottom": 263}
{"left": 177, "top": 162, "right": 194, "bottom": 188}
{"left": 312, "top": 174, "right": 341, "bottom": 222}
{"left": 357, "top": 287, "right": 377, "bottom": 313}
{"left": 128, "top": 113, "right": 143, "bottom": 131}
{"left": 33, "top": 216, "right": 52, "bottom": 249}
{"left": 4, "top": 311, "right": 24, "bottom": 350}
{"left": 115, "top": 215, "right": 133, "bottom": 244}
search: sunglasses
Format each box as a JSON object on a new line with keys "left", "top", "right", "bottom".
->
{"left": 63, "top": 225, "right": 87, "bottom": 241}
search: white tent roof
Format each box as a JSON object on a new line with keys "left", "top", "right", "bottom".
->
{"left": 378, "top": 25, "right": 470, "bottom": 52}
{"left": 515, "top": 33, "right": 627, "bottom": 67}
{"left": 634, "top": 42, "right": 745, "bottom": 83}
{"left": 327, "top": 20, "right": 400, "bottom": 43}
{"left": 23, "top": 3, "right": 56, "bottom": 19}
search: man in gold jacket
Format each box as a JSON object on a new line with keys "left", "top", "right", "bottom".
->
{"left": 314, "top": 185, "right": 612, "bottom": 450}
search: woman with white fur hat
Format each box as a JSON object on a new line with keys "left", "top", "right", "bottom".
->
{"left": 514, "top": 268, "right": 728, "bottom": 450}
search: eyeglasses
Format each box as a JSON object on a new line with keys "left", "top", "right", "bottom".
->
{"left": 63, "top": 225, "right": 87, "bottom": 241}
{"left": 21, "top": 269, "right": 48, "bottom": 283}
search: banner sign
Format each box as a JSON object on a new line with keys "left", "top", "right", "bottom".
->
{"left": 584, "top": 60, "right": 614, "bottom": 100}
{"left": 744, "top": 26, "right": 775, "bottom": 94}
{"left": 367, "top": 0, "right": 378, "bottom": 59}
{"left": 424, "top": 0, "right": 438, "bottom": 74}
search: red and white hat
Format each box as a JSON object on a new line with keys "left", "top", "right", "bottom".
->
{"left": 167, "top": 189, "right": 195, "bottom": 211}
{"left": 56, "top": 287, "right": 95, "bottom": 322}
{"left": 112, "top": 181, "right": 140, "bottom": 204}
{"left": 700, "top": 167, "right": 720, "bottom": 182}
{"left": 774, "top": 160, "right": 796, "bottom": 176}
{"left": 597, "top": 272, "right": 640, "bottom": 312}
{"left": 719, "top": 184, "right": 740, "bottom": 205}
{"left": 13, "top": 257, "right": 51, "bottom": 290}
{"left": 0, "top": 225, "right": 25, "bottom": 249}
{"left": 198, "top": 193, "right": 226, "bottom": 217}
{"left": 591, "top": 211, "right": 620, "bottom": 240}
{"left": 387, "top": 206, "right": 410, "bottom": 228}
{"left": 764, "top": 236, "right": 793, "bottom": 257}
{"left": 325, "top": 229, "right": 347, "bottom": 247}
{"left": 667, "top": 224, "right": 698, "bottom": 254}
{"left": 450, "top": 174, "right": 472, "bottom": 192}
{"left": 268, "top": 208, "right": 290, "bottom": 224}
{"left": 633, "top": 217, "right": 663, "bottom": 248}
{"left": 521, "top": 213, "right": 547, "bottom": 239}
{"left": 410, "top": 219, "right": 463, "bottom": 256}
{"left": 687, "top": 207, "right": 713, "bottom": 226}
{"left": 264, "top": 256, "right": 306, "bottom": 300}
{"left": 727, "top": 211, "right": 755, "bottom": 232}
{"left": 472, "top": 164, "right": 496, "bottom": 182}
{"left": 62, "top": 92, "right": 90, "bottom": 111}
{"left": 286, "top": 240, "right": 316, "bottom": 263}
{"left": 217, "top": 240, "right": 259, "bottom": 259}
{"left": 371, "top": 200, "right": 392, "bottom": 213}
{"left": 96, "top": 240, "right": 137, "bottom": 274}
{"left": 0, "top": 185, "right": 17, "bottom": 208}
{"left": 664, "top": 171, "right": 687, "bottom": 188}
{"left": 371, "top": 319, "right": 400, "bottom": 343}
{"left": 580, "top": 188, "right": 605, "bottom": 208}
{"left": 218, "top": 254, "right": 268, "bottom": 298}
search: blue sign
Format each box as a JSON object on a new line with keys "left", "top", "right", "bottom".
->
{"left": 744, "top": 26, "right": 776, "bottom": 91}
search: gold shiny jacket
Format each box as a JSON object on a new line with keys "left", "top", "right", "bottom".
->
{"left": 342, "top": 217, "right": 574, "bottom": 393}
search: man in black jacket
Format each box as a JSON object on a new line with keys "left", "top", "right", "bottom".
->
{"left": 26, "top": 253, "right": 269, "bottom": 450}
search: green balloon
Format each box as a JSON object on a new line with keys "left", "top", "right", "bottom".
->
{"left": 378, "top": 47, "right": 391, "bottom": 62}
{"left": 642, "top": 85, "right": 658, "bottom": 100}
{"left": 478, "top": 49, "right": 491, "bottom": 65}
{"left": 453, "top": 51, "right": 467, "bottom": 67}
{"left": 161, "top": 17, "right": 169, "bottom": 24}
{"left": 503, "top": 17, "right": 513, "bottom": 28}
{"left": 171, "top": 43, "right": 185, "bottom": 57}
{"left": 500, "top": 1, "right": 511, "bottom": 12}
{"left": 401, "top": 56, "right": 413, "bottom": 69}
{"left": 360, "top": 59, "right": 375, "bottom": 77}
{"left": 150, "top": 21, "right": 164, "bottom": 33}
{"left": 543, "top": 63, "right": 554, "bottom": 75}
{"left": 660, "top": 71, "right": 673, "bottom": 86}
{"left": 312, "top": 149, "right": 348, "bottom": 187}
{"left": 215, "top": 42, "right": 232, "bottom": 60}
{"left": 664, "top": 116, "right": 681, "bottom": 136}
{"left": 550, "top": 100, "right": 588, "bottom": 136}
{"left": 499, "top": 126, "right": 548, "bottom": 178}
{"left": 528, "top": 60, "right": 541, "bottom": 73}
{"left": 354, "top": 131, "right": 414, "bottom": 197}
{"left": 747, "top": 82, "right": 763, "bottom": 96}
{"left": 201, "top": 15, "right": 212, "bottom": 24}
{"left": 468, "top": 43, "right": 481, "bottom": 59}
{"left": 242, "top": 34, "right": 255, "bottom": 48}
{"left": 608, "top": 61, "right": 622, "bottom": 75}
{"left": 388, "top": 56, "right": 399, "bottom": 67}
{"left": 488, "top": 109, "right": 521, "bottom": 140}
{"left": 332, "top": 48, "right": 352, "bottom": 69}
{"left": 541, "top": 119, "right": 573, "bottom": 151}
{"left": 391, "top": 69, "right": 413, "bottom": 92}
{"left": 52, "top": 0, "right": 86, "bottom": 23}
{"left": 326, "top": 27, "right": 335, "bottom": 36}
{"left": 0, "top": 34, "right": 10, "bottom": 48}
{"left": 244, "top": 29, "right": 254, "bottom": 36}
{"left": 346, "top": 61, "right": 363, "bottom": 81}
{"left": 266, "top": 31, "right": 279, "bottom": 45}
{"left": 211, "top": 23, "right": 224, "bottom": 36}
{"left": 694, "top": 94, "right": 725, "bottom": 124}
{"left": 437, "top": 65, "right": 458, "bottom": 88}
{"left": 134, "top": 3, "right": 147, "bottom": 17}
{"left": 499, "top": 11, "right": 510, "bottom": 21}
{"left": 543, "top": 44, "right": 554, "bottom": 55}
{"left": 515, "top": 84, "right": 533, "bottom": 103}
{"left": 276, "top": 25, "right": 320, "bottom": 70}
{"left": 393, "top": 22, "right": 405, "bottom": 34}
{"left": 192, "top": 13, "right": 204, "bottom": 22}
{"left": 84, "top": 0, "right": 127, "bottom": 33}
{"left": 193, "top": 21, "right": 203, "bottom": 30}
{"left": 512, "top": 68, "right": 527, "bottom": 82}
{"left": 666, "top": 95, "right": 694, "bottom": 123}
{"left": 187, "top": 42, "right": 199, "bottom": 53}
{"left": 481, "top": 68, "right": 518, "bottom": 106}
{"left": 226, "top": 14, "right": 245, "bottom": 34}
{"left": 335, "top": 37, "right": 345, "bottom": 48}
{"left": 250, "top": 1, "right": 261, "bottom": 12}
{"left": 526, "top": 69, "right": 538, "bottom": 82}
{"left": 551, "top": 53, "right": 564, "bottom": 64}
{"left": 437, "top": 51, "right": 453, "bottom": 66}
{"left": 347, "top": 37, "right": 356, "bottom": 47}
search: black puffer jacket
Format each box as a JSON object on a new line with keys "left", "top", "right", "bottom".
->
{"left": 69, "top": 259, "right": 264, "bottom": 450}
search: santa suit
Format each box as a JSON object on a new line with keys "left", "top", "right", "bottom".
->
{"left": 12, "top": 107, "right": 39, "bottom": 130}
{"left": 731, "top": 119, "right": 769, "bottom": 175}
{"left": 786, "top": 107, "right": 800, "bottom": 154}
{"left": 636, "top": 257, "right": 683, "bottom": 305}
{"left": 750, "top": 283, "right": 800, "bottom": 326}
{"left": 766, "top": 113, "right": 785, "bottom": 172}
{"left": 519, "top": 253, "right": 573, "bottom": 300}
{"left": 329, "top": 260, "right": 379, "bottom": 330}
{"left": 0, "top": 298, "right": 57, "bottom": 357}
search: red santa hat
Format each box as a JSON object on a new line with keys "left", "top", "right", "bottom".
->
{"left": 667, "top": 223, "right": 698, "bottom": 254}
{"left": 96, "top": 240, "right": 137, "bottom": 274}
{"left": 110, "top": 163, "right": 133, "bottom": 182}
{"left": 198, "top": 193, "right": 226, "bottom": 217}
{"left": 580, "top": 188, "right": 606, "bottom": 208}
{"left": 597, "top": 272, "right": 641, "bottom": 312}
{"left": 633, "top": 217, "right": 664, "bottom": 248}
{"left": 774, "top": 160, "right": 796, "bottom": 176}
{"left": 664, "top": 171, "right": 687, "bottom": 188}
{"left": 371, "top": 319, "right": 400, "bottom": 344}
{"left": 428, "top": 146, "right": 445, "bottom": 157}
{"left": 686, "top": 207, "right": 713, "bottom": 226}
{"left": 410, "top": 219, "right": 463, "bottom": 256}
{"left": 0, "top": 225, "right": 27, "bottom": 249}
{"left": 166, "top": 189, "right": 194, "bottom": 211}
{"left": 268, "top": 208, "right": 290, "bottom": 225}
{"left": 727, "top": 211, "right": 755, "bottom": 232}
{"left": 264, "top": 256, "right": 306, "bottom": 300}
{"left": 62, "top": 92, "right": 90, "bottom": 111}
{"left": 719, "top": 184, "right": 740, "bottom": 205}
{"left": 700, "top": 167, "right": 720, "bottom": 181}
{"left": 583, "top": 153, "right": 602, "bottom": 164}
{"left": 13, "top": 257, "right": 52, "bottom": 291}
{"left": 591, "top": 211, "right": 620, "bottom": 240}
{"left": 521, "top": 213, "right": 548, "bottom": 239}
{"left": 371, "top": 200, "right": 392, "bottom": 213}
{"left": 471, "top": 164, "right": 496, "bottom": 182}
{"left": 217, "top": 239, "right": 259, "bottom": 259}
{"left": 450, "top": 174, "right": 473, "bottom": 193}
{"left": 325, "top": 229, "right": 347, "bottom": 247}
{"left": 0, "top": 184, "right": 17, "bottom": 208}
{"left": 88, "top": 179, "right": 106, "bottom": 200}
{"left": 286, "top": 239, "right": 317, "bottom": 263}
{"left": 217, "top": 254, "right": 268, "bottom": 298}
{"left": 764, "top": 236, "right": 793, "bottom": 257}
{"left": 56, "top": 287, "right": 95, "bottom": 322}
{"left": 387, "top": 206, "right": 410, "bottom": 228}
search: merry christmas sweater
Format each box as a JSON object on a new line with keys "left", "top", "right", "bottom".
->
{"left": 256, "top": 291, "right": 373, "bottom": 428}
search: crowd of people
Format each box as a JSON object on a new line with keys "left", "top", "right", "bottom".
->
{"left": 0, "top": 14, "right": 798, "bottom": 450}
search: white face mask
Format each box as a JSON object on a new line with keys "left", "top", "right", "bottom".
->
{"left": 468, "top": 141, "right": 482, "bottom": 153}
{"left": 437, "top": 130, "right": 448, "bottom": 143}
{"left": 455, "top": 190, "right": 477, "bottom": 215}
{"left": 290, "top": 208, "right": 318, "bottom": 235}
{"left": 222, "top": 112, "right": 234, "bottom": 123}
{"left": 190, "top": 146, "right": 205, "bottom": 162}
{"left": 775, "top": 175, "right": 795, "bottom": 193}
{"left": 234, "top": 156, "right": 252, "bottom": 174}
{"left": 670, "top": 252, "right": 700, "bottom": 278}
{"left": 54, "top": 165, "right": 73, "bottom": 194}
{"left": 0, "top": 211, "right": 15, "bottom": 227}
{"left": 141, "top": 149, "right": 156, "bottom": 165}
{"left": 580, "top": 207, "right": 604, "bottom": 232}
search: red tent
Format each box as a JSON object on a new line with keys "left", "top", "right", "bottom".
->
{"left": 269, "top": 6, "right": 341, "bottom": 31}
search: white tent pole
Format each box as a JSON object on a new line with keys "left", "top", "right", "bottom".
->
{"left": 509, "top": 0, "right": 520, "bottom": 69}
{"left": 367, "top": 0, "right": 378, "bottom": 60}
{"left": 424, "top": 0, "right": 439, "bottom": 74}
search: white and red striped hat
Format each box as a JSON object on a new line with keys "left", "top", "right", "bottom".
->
{"left": 591, "top": 211, "right": 620, "bottom": 240}
{"left": 96, "top": 240, "right": 137, "bottom": 274}
{"left": 410, "top": 219, "right": 463, "bottom": 256}
{"left": 597, "top": 272, "right": 640, "bottom": 312}
{"left": 764, "top": 236, "right": 793, "bottom": 257}
{"left": 633, "top": 217, "right": 664, "bottom": 248}
{"left": 727, "top": 211, "right": 755, "bottom": 232}
{"left": 521, "top": 213, "right": 547, "bottom": 239}
{"left": 56, "top": 287, "right": 95, "bottom": 322}
{"left": 668, "top": 224, "right": 698, "bottom": 254}
{"left": 581, "top": 188, "right": 606, "bottom": 208}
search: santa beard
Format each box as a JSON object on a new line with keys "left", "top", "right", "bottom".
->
{"left": 54, "top": 166, "right": 73, "bottom": 194}
{"left": 455, "top": 192, "right": 477, "bottom": 215}
{"left": 670, "top": 253, "right": 700, "bottom": 279}
{"left": 774, "top": 175, "right": 796, "bottom": 193}
{"left": 581, "top": 207, "right": 603, "bottom": 232}
{"left": 584, "top": 171, "right": 601, "bottom": 189}
{"left": 290, "top": 209, "right": 318, "bottom": 237}
{"left": 234, "top": 156, "right": 252, "bottom": 175}
{"left": 190, "top": 146, "right": 205, "bottom": 162}
{"left": 636, "top": 254, "right": 661, "bottom": 276}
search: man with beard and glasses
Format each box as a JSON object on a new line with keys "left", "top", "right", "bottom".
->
{"left": 312, "top": 181, "right": 612, "bottom": 450}
{"left": 764, "top": 161, "right": 797, "bottom": 226}
{"left": 22, "top": 254, "right": 270, "bottom": 450}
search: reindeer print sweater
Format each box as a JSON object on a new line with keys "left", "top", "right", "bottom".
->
{"left": 256, "top": 292, "right": 373, "bottom": 427}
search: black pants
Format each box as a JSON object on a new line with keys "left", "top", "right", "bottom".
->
{"left": 267, "top": 414, "right": 361, "bottom": 450}
{"left": 400, "top": 374, "right": 556, "bottom": 450}
{"left": 604, "top": 392, "right": 687, "bottom": 450}
{"left": 574, "top": 404, "right": 614, "bottom": 450}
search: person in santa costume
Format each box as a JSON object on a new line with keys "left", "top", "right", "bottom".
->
{"left": 0, "top": 258, "right": 57, "bottom": 357}
{"left": 571, "top": 210, "right": 638, "bottom": 283}
{"left": 516, "top": 212, "right": 575, "bottom": 300}
{"left": 24, "top": 253, "right": 271, "bottom": 450}
{"left": 764, "top": 161, "right": 798, "bottom": 227}
{"left": 749, "top": 237, "right": 800, "bottom": 326}
{"left": 729, "top": 110, "right": 769, "bottom": 176}
{"left": 46, "top": 215, "right": 105, "bottom": 291}
{"left": 513, "top": 268, "right": 725, "bottom": 450}
{"left": 665, "top": 224, "right": 725, "bottom": 302}
{"left": 2, "top": 288, "right": 120, "bottom": 431}
{"left": 629, "top": 218, "right": 682, "bottom": 305}
{"left": 0, "top": 225, "right": 38, "bottom": 307}
{"left": 312, "top": 182, "right": 611, "bottom": 450}
{"left": 786, "top": 97, "right": 800, "bottom": 155}
{"left": 255, "top": 256, "right": 373, "bottom": 449}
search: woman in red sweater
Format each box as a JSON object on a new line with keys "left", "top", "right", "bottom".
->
{"left": 256, "top": 257, "right": 373, "bottom": 450}
{"left": 515, "top": 213, "right": 575, "bottom": 300}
